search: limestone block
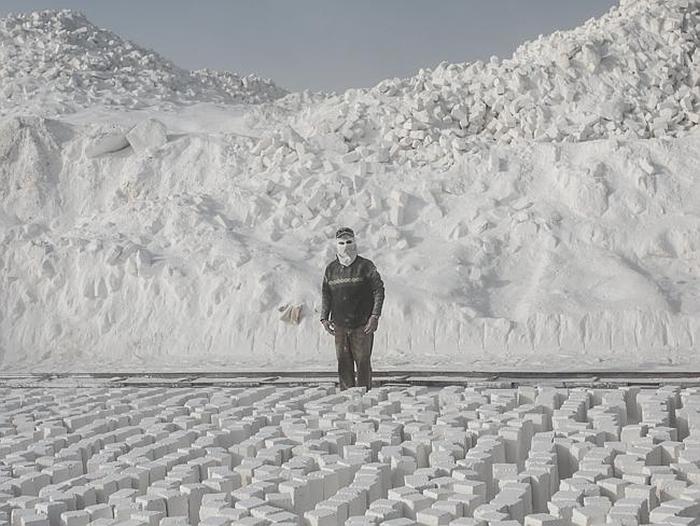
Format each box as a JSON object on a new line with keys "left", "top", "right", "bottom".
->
{"left": 84, "top": 504, "right": 112, "bottom": 521}
{"left": 415, "top": 508, "right": 452, "bottom": 526}
{"left": 523, "top": 514, "right": 564, "bottom": 526}
{"left": 34, "top": 502, "right": 67, "bottom": 526}
{"left": 303, "top": 509, "right": 336, "bottom": 526}
{"left": 59, "top": 511, "right": 89, "bottom": 526}
{"left": 126, "top": 119, "right": 168, "bottom": 154}
{"left": 18, "top": 515, "right": 49, "bottom": 526}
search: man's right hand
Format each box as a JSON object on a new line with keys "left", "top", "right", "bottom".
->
{"left": 321, "top": 319, "right": 335, "bottom": 335}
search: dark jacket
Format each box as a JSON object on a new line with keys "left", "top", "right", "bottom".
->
{"left": 321, "top": 255, "right": 384, "bottom": 329}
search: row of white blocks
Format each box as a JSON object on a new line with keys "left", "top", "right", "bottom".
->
{"left": 2, "top": 384, "right": 700, "bottom": 526}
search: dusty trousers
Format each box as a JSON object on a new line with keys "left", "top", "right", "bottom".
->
{"left": 334, "top": 325, "right": 374, "bottom": 390}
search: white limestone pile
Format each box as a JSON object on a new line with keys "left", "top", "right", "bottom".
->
{"left": 0, "top": 1, "right": 699, "bottom": 372}
{"left": 0, "top": 9, "right": 287, "bottom": 116}
{"left": 284, "top": 0, "right": 700, "bottom": 167}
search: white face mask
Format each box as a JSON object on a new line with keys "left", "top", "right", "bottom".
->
{"left": 336, "top": 237, "right": 358, "bottom": 266}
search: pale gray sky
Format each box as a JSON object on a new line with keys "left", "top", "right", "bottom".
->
{"left": 0, "top": 0, "right": 618, "bottom": 92}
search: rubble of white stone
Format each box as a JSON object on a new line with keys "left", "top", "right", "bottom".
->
{"left": 1, "top": 0, "right": 700, "bottom": 371}
{"left": 2, "top": 108, "right": 700, "bottom": 372}
{"left": 5, "top": 384, "right": 700, "bottom": 526}
{"left": 0, "top": 10, "right": 287, "bottom": 116}
{"left": 281, "top": 0, "right": 700, "bottom": 167}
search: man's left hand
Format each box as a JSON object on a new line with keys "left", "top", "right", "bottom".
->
{"left": 364, "top": 315, "right": 379, "bottom": 334}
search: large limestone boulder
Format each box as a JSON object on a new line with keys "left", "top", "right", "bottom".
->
{"left": 126, "top": 118, "right": 168, "bottom": 154}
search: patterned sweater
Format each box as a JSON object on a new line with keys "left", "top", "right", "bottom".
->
{"left": 321, "top": 255, "right": 385, "bottom": 329}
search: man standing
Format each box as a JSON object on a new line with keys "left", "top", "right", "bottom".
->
{"left": 321, "top": 227, "right": 385, "bottom": 390}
